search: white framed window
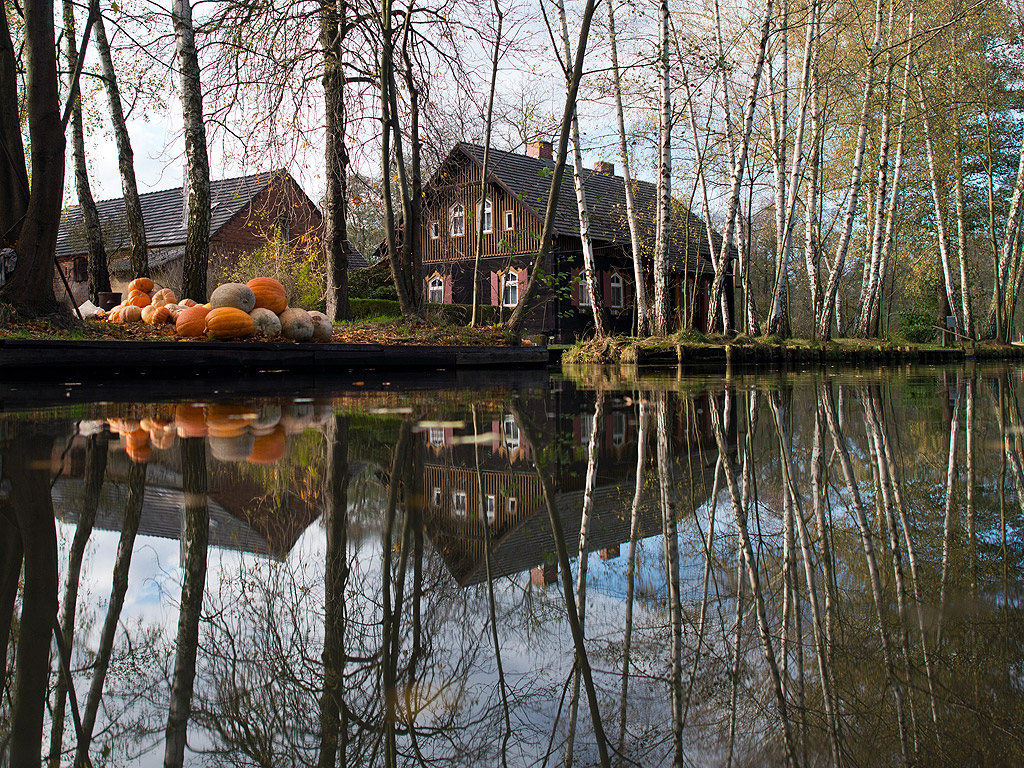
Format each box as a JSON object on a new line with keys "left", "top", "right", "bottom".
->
{"left": 428, "top": 275, "right": 444, "bottom": 304}
{"left": 450, "top": 203, "right": 465, "bottom": 236}
{"left": 429, "top": 427, "right": 445, "bottom": 446}
{"left": 504, "top": 210, "right": 514, "bottom": 230}
{"left": 508, "top": 497, "right": 517, "bottom": 515}
{"left": 485, "top": 494, "right": 496, "bottom": 523}
{"left": 613, "top": 411, "right": 626, "bottom": 447}
{"left": 430, "top": 221, "right": 439, "bottom": 239}
{"left": 578, "top": 272, "right": 591, "bottom": 307}
{"left": 610, "top": 273, "right": 624, "bottom": 309}
{"left": 432, "top": 487, "right": 442, "bottom": 507}
{"left": 480, "top": 198, "right": 492, "bottom": 233}
{"left": 453, "top": 491, "right": 468, "bottom": 518}
{"left": 502, "top": 271, "right": 519, "bottom": 307}
{"left": 502, "top": 414, "right": 520, "bottom": 453}
{"left": 580, "top": 412, "right": 594, "bottom": 445}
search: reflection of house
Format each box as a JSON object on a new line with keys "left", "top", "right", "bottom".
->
{"left": 411, "top": 141, "right": 736, "bottom": 341}
{"left": 51, "top": 437, "right": 320, "bottom": 559}
{"left": 55, "top": 170, "right": 323, "bottom": 304}
{"left": 418, "top": 390, "right": 732, "bottom": 587}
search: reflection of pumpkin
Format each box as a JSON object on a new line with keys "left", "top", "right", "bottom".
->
{"left": 206, "top": 307, "right": 254, "bottom": 339}
{"left": 280, "top": 402, "right": 315, "bottom": 434}
{"left": 125, "top": 428, "right": 151, "bottom": 463}
{"left": 209, "top": 433, "right": 255, "bottom": 463}
{"left": 129, "top": 277, "right": 154, "bottom": 293}
{"left": 252, "top": 403, "right": 283, "bottom": 434}
{"left": 211, "top": 282, "right": 256, "bottom": 313}
{"left": 150, "top": 428, "right": 176, "bottom": 450}
{"left": 206, "top": 404, "right": 255, "bottom": 437}
{"left": 176, "top": 305, "right": 210, "bottom": 337}
{"left": 247, "top": 427, "right": 286, "bottom": 464}
{"left": 174, "top": 404, "right": 208, "bottom": 438}
{"left": 247, "top": 277, "right": 287, "bottom": 314}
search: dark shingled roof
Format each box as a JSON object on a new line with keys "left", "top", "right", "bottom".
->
{"left": 450, "top": 142, "right": 731, "bottom": 275}
{"left": 346, "top": 242, "right": 370, "bottom": 269}
{"left": 57, "top": 170, "right": 285, "bottom": 260}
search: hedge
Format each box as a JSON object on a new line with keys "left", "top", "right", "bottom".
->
{"left": 347, "top": 299, "right": 505, "bottom": 325}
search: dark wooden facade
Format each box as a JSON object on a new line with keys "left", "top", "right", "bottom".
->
{"left": 417, "top": 142, "right": 733, "bottom": 342}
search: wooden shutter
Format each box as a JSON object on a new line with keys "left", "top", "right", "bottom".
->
{"left": 570, "top": 268, "right": 580, "bottom": 307}
{"left": 490, "top": 271, "right": 500, "bottom": 305}
{"left": 602, "top": 271, "right": 612, "bottom": 307}
{"left": 443, "top": 274, "right": 452, "bottom": 304}
{"left": 517, "top": 268, "right": 528, "bottom": 295}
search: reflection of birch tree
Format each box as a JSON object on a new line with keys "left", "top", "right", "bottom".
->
{"left": 164, "top": 437, "right": 210, "bottom": 768}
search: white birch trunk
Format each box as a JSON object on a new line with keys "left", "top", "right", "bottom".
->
{"left": 653, "top": 0, "right": 671, "bottom": 335}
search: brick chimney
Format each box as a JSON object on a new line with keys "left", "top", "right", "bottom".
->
{"left": 594, "top": 160, "right": 615, "bottom": 175}
{"left": 526, "top": 140, "right": 553, "bottom": 160}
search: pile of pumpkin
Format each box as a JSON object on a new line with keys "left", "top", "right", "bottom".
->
{"left": 97, "top": 276, "right": 334, "bottom": 342}
{"left": 98, "top": 399, "right": 332, "bottom": 465}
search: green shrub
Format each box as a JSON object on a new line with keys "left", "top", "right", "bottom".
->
{"left": 216, "top": 242, "right": 327, "bottom": 312}
{"left": 348, "top": 261, "right": 397, "bottom": 301}
{"left": 349, "top": 298, "right": 402, "bottom": 320}
{"left": 897, "top": 308, "right": 935, "bottom": 344}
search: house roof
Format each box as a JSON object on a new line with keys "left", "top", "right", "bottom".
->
{"left": 444, "top": 142, "right": 731, "bottom": 275}
{"left": 57, "top": 170, "right": 292, "bottom": 261}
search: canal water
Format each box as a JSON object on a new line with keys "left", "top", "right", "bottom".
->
{"left": 1, "top": 365, "right": 1022, "bottom": 767}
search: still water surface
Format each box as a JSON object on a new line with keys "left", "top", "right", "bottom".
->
{"left": 2, "top": 365, "right": 1022, "bottom": 767}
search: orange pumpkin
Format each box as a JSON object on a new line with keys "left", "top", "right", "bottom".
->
{"left": 127, "top": 288, "right": 145, "bottom": 300}
{"left": 247, "top": 427, "right": 286, "bottom": 464}
{"left": 144, "top": 305, "right": 171, "bottom": 325}
{"left": 206, "top": 307, "right": 254, "bottom": 339}
{"left": 176, "top": 305, "right": 210, "bottom": 337}
{"left": 128, "top": 292, "right": 151, "bottom": 308}
{"left": 128, "top": 277, "right": 154, "bottom": 293}
{"left": 122, "top": 305, "right": 144, "bottom": 323}
{"left": 180, "top": 298, "right": 198, "bottom": 308}
{"left": 174, "top": 404, "right": 208, "bottom": 438}
{"left": 246, "top": 277, "right": 287, "bottom": 314}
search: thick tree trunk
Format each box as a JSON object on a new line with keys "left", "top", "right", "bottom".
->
{"left": 322, "top": 0, "right": 350, "bottom": 322}
{"left": 987, "top": 118, "right": 1024, "bottom": 340}
{"left": 606, "top": 0, "right": 649, "bottom": 335}
{"left": 0, "top": 0, "right": 64, "bottom": 315}
{"left": 0, "top": 0, "right": 29, "bottom": 247}
{"left": 63, "top": 0, "right": 109, "bottom": 304}
{"left": 172, "top": 0, "right": 210, "bottom": 301}
{"left": 5, "top": 432, "right": 59, "bottom": 764}
{"left": 163, "top": 438, "right": 209, "bottom": 768}
{"left": 92, "top": 3, "right": 146, "bottom": 281}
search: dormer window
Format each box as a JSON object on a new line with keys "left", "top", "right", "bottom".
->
{"left": 480, "top": 198, "right": 492, "bottom": 233}
{"left": 504, "top": 210, "right": 514, "bottom": 230}
{"left": 430, "top": 221, "right": 439, "bottom": 239}
{"left": 450, "top": 203, "right": 465, "bottom": 236}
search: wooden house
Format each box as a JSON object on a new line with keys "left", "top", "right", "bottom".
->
{"left": 419, "top": 141, "right": 735, "bottom": 341}
{"left": 56, "top": 170, "right": 324, "bottom": 303}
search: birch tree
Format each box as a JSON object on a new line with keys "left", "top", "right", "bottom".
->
{"left": 172, "top": 0, "right": 211, "bottom": 301}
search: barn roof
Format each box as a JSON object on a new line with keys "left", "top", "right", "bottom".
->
{"left": 57, "top": 170, "right": 295, "bottom": 261}
{"left": 445, "top": 143, "right": 731, "bottom": 275}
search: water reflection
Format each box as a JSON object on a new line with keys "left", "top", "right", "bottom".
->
{"left": 2, "top": 368, "right": 1023, "bottom": 766}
